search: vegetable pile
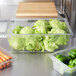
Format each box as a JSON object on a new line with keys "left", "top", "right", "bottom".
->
{"left": 0, "top": 50, "right": 12, "bottom": 69}
{"left": 9, "top": 19, "right": 70, "bottom": 52}
{"left": 56, "top": 49, "right": 76, "bottom": 68}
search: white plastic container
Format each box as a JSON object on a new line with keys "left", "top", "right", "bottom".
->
{"left": 50, "top": 47, "right": 76, "bottom": 75}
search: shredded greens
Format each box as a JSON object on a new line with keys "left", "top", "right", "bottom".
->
{"left": 9, "top": 19, "right": 70, "bottom": 52}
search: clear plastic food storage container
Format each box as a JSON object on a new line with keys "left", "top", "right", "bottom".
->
{"left": 0, "top": 47, "right": 16, "bottom": 70}
{"left": 50, "top": 47, "right": 76, "bottom": 75}
{"left": 7, "top": 18, "right": 73, "bottom": 53}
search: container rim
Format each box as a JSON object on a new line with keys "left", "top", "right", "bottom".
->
{"left": 6, "top": 18, "right": 73, "bottom": 36}
{"left": 49, "top": 46, "right": 76, "bottom": 70}
{"left": 0, "top": 46, "right": 16, "bottom": 65}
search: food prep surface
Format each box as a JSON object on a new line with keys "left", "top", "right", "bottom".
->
{"left": 0, "top": 4, "right": 76, "bottom": 76}
{"left": 0, "top": 18, "right": 74, "bottom": 76}
{"left": 16, "top": 2, "right": 58, "bottom": 18}
{"left": 0, "top": 38, "right": 61, "bottom": 76}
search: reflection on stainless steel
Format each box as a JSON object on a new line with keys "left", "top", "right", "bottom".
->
{"left": 62, "top": 0, "right": 76, "bottom": 37}
{"left": 54, "top": 0, "right": 76, "bottom": 37}
{"left": 70, "top": 0, "right": 76, "bottom": 37}
{"left": 57, "top": 0, "right": 65, "bottom": 18}
{"left": 64, "top": 0, "right": 72, "bottom": 21}
{"left": 54, "top": 0, "right": 61, "bottom": 6}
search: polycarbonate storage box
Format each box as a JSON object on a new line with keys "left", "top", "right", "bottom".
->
{"left": 7, "top": 18, "right": 73, "bottom": 53}
{"left": 50, "top": 47, "right": 76, "bottom": 75}
{"left": 0, "top": 47, "right": 16, "bottom": 69}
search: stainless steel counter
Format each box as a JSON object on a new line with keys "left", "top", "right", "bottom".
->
{"left": 0, "top": 3, "right": 76, "bottom": 76}
{"left": 0, "top": 4, "right": 61, "bottom": 76}
{"left": 0, "top": 38, "right": 61, "bottom": 76}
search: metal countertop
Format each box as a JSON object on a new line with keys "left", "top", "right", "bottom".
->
{"left": 0, "top": 4, "right": 61, "bottom": 76}
{"left": 0, "top": 4, "right": 76, "bottom": 76}
{"left": 0, "top": 38, "right": 61, "bottom": 76}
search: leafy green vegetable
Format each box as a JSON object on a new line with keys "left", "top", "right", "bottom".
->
{"left": 34, "top": 35, "right": 44, "bottom": 42}
{"left": 25, "top": 36, "right": 36, "bottom": 51}
{"left": 9, "top": 35, "right": 44, "bottom": 51}
{"left": 35, "top": 41, "right": 44, "bottom": 52}
{"left": 20, "top": 26, "right": 34, "bottom": 34}
{"left": 48, "top": 28, "right": 66, "bottom": 34}
{"left": 48, "top": 28, "right": 69, "bottom": 45}
{"left": 43, "top": 36, "right": 58, "bottom": 52}
{"left": 49, "top": 19, "right": 68, "bottom": 32}
{"left": 25, "top": 36, "right": 44, "bottom": 51}
{"left": 33, "top": 20, "right": 51, "bottom": 34}
{"left": 9, "top": 19, "right": 70, "bottom": 52}
{"left": 12, "top": 26, "right": 24, "bottom": 34}
{"left": 9, "top": 36, "right": 26, "bottom": 50}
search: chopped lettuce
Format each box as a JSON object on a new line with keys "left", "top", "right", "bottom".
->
{"left": 12, "top": 26, "right": 24, "bottom": 34}
{"left": 35, "top": 41, "right": 44, "bottom": 52}
{"left": 9, "top": 19, "right": 70, "bottom": 52}
{"left": 33, "top": 20, "right": 51, "bottom": 34}
{"left": 48, "top": 28, "right": 69, "bottom": 45}
{"left": 49, "top": 19, "right": 68, "bottom": 32}
{"left": 44, "top": 36, "right": 58, "bottom": 52}
{"left": 20, "top": 26, "right": 34, "bottom": 34}
{"left": 9, "top": 35, "right": 44, "bottom": 51}
{"left": 34, "top": 35, "right": 44, "bottom": 42}
{"left": 25, "top": 36, "right": 36, "bottom": 51}
{"left": 9, "top": 36, "right": 26, "bottom": 51}
{"left": 25, "top": 36, "right": 44, "bottom": 51}
{"left": 48, "top": 28, "right": 66, "bottom": 34}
